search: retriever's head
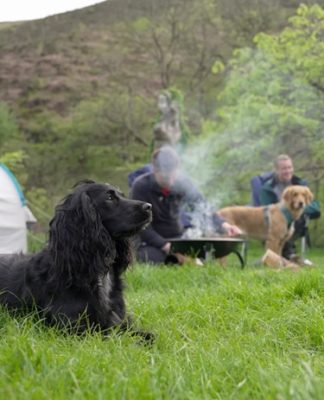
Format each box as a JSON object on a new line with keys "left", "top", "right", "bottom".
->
{"left": 282, "top": 185, "right": 313, "bottom": 212}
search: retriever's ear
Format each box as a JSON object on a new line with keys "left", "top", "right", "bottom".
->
{"left": 304, "top": 187, "right": 313, "bottom": 204}
{"left": 282, "top": 187, "right": 293, "bottom": 203}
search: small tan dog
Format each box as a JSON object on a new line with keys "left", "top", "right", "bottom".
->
{"left": 218, "top": 185, "right": 313, "bottom": 256}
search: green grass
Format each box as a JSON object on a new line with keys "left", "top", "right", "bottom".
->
{"left": 0, "top": 247, "right": 323, "bottom": 399}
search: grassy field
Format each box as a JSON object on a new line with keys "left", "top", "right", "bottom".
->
{"left": 0, "top": 246, "right": 323, "bottom": 399}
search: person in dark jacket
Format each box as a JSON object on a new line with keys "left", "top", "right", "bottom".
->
{"left": 130, "top": 146, "right": 242, "bottom": 264}
{"left": 260, "top": 154, "right": 320, "bottom": 261}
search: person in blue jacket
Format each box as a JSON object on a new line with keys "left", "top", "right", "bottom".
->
{"left": 260, "top": 154, "right": 320, "bottom": 261}
{"left": 130, "top": 146, "right": 241, "bottom": 264}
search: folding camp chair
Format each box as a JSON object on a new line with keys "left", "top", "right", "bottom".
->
{"left": 128, "top": 164, "right": 152, "bottom": 188}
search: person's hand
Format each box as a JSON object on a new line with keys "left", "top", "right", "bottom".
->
{"left": 161, "top": 242, "right": 171, "bottom": 254}
{"left": 221, "top": 222, "right": 243, "bottom": 237}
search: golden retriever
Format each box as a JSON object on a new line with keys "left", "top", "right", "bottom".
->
{"left": 218, "top": 185, "right": 313, "bottom": 255}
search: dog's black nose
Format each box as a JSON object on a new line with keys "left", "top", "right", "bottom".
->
{"left": 299, "top": 202, "right": 304, "bottom": 208}
{"left": 142, "top": 203, "right": 152, "bottom": 211}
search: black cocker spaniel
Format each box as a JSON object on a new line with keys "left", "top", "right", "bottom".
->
{"left": 0, "top": 180, "right": 152, "bottom": 339}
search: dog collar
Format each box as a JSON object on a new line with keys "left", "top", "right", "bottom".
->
{"left": 280, "top": 207, "right": 294, "bottom": 228}
{"left": 263, "top": 206, "right": 270, "bottom": 227}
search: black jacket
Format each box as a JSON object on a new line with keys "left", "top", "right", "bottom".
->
{"left": 130, "top": 172, "right": 224, "bottom": 248}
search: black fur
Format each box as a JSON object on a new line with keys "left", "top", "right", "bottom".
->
{"left": 0, "top": 180, "right": 152, "bottom": 337}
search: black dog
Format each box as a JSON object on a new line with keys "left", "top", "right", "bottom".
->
{"left": 0, "top": 180, "right": 152, "bottom": 338}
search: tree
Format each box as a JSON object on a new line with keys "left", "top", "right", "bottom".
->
{"left": 184, "top": 5, "right": 324, "bottom": 214}
{"left": 120, "top": 0, "right": 228, "bottom": 119}
{"left": 24, "top": 88, "right": 157, "bottom": 195}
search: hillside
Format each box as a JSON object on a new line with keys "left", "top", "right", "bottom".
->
{"left": 0, "top": 0, "right": 321, "bottom": 197}
{"left": 1, "top": 0, "right": 315, "bottom": 121}
{"left": 0, "top": 1, "right": 162, "bottom": 117}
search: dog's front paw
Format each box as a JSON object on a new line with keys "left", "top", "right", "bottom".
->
{"left": 132, "top": 329, "right": 156, "bottom": 345}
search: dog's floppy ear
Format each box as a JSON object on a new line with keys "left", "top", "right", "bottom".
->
{"left": 73, "top": 189, "right": 114, "bottom": 257}
{"left": 282, "top": 187, "right": 293, "bottom": 203}
{"left": 113, "top": 238, "right": 133, "bottom": 273}
{"left": 304, "top": 187, "right": 313, "bottom": 204}
{"left": 48, "top": 185, "right": 115, "bottom": 287}
{"left": 80, "top": 191, "right": 98, "bottom": 223}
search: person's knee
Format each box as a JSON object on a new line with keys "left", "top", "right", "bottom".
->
{"left": 137, "top": 246, "right": 166, "bottom": 264}
{"left": 293, "top": 213, "right": 307, "bottom": 233}
{"left": 282, "top": 240, "right": 297, "bottom": 259}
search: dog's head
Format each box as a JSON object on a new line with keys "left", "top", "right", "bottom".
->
{"left": 78, "top": 180, "right": 152, "bottom": 238}
{"left": 48, "top": 180, "right": 152, "bottom": 282}
{"left": 52, "top": 180, "right": 152, "bottom": 239}
{"left": 282, "top": 185, "right": 313, "bottom": 212}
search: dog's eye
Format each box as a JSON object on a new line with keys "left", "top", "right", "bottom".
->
{"left": 106, "top": 191, "right": 117, "bottom": 201}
